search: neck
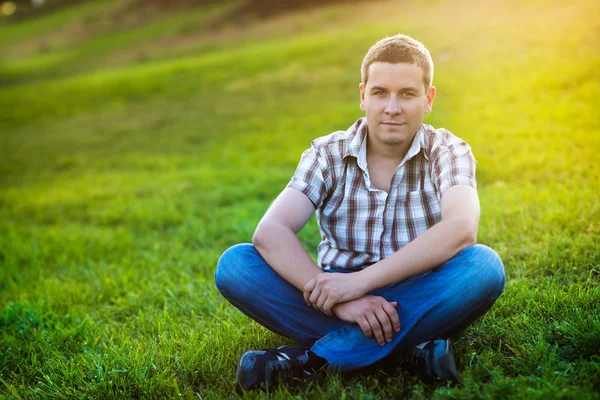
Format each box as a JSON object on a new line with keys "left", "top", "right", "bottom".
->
{"left": 366, "top": 134, "right": 415, "bottom": 165}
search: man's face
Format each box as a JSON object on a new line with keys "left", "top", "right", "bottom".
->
{"left": 359, "top": 62, "right": 436, "bottom": 150}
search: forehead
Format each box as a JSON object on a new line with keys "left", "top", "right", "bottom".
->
{"left": 367, "top": 62, "right": 425, "bottom": 90}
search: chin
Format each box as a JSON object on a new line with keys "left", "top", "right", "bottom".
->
{"left": 381, "top": 135, "right": 409, "bottom": 145}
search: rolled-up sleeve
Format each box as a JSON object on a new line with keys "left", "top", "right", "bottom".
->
{"left": 287, "top": 145, "right": 329, "bottom": 209}
{"left": 432, "top": 138, "right": 477, "bottom": 196}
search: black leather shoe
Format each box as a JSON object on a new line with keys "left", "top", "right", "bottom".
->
{"left": 236, "top": 345, "right": 320, "bottom": 392}
{"left": 399, "top": 339, "right": 459, "bottom": 384}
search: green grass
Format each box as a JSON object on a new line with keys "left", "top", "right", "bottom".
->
{"left": 1, "top": 0, "right": 599, "bottom": 398}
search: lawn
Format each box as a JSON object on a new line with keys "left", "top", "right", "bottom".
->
{"left": 1, "top": 0, "right": 599, "bottom": 398}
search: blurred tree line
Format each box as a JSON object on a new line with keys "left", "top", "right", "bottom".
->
{"left": 4, "top": 0, "right": 361, "bottom": 21}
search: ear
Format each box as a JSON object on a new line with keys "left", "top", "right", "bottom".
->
{"left": 424, "top": 86, "right": 436, "bottom": 114}
{"left": 359, "top": 82, "right": 366, "bottom": 112}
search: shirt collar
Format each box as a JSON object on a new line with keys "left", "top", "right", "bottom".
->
{"left": 342, "top": 118, "right": 429, "bottom": 164}
{"left": 342, "top": 118, "right": 368, "bottom": 160}
{"left": 406, "top": 125, "right": 429, "bottom": 163}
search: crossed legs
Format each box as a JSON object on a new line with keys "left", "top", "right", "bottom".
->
{"left": 215, "top": 243, "right": 505, "bottom": 372}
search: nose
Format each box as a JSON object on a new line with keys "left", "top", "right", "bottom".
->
{"left": 385, "top": 95, "right": 401, "bottom": 115}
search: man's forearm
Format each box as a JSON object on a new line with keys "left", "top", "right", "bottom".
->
{"left": 358, "top": 217, "right": 477, "bottom": 292}
{"left": 253, "top": 220, "right": 322, "bottom": 291}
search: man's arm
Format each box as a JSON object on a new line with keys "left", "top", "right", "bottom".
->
{"left": 359, "top": 184, "right": 479, "bottom": 288}
{"left": 254, "top": 187, "right": 402, "bottom": 345}
{"left": 252, "top": 187, "right": 323, "bottom": 291}
{"left": 305, "top": 184, "right": 480, "bottom": 314}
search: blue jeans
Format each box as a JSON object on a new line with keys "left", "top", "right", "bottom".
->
{"left": 215, "top": 243, "right": 505, "bottom": 372}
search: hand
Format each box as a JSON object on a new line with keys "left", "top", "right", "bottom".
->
{"left": 332, "top": 296, "right": 401, "bottom": 346}
{"left": 303, "top": 272, "right": 367, "bottom": 315}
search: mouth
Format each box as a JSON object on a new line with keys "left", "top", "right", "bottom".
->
{"left": 381, "top": 121, "right": 406, "bottom": 126}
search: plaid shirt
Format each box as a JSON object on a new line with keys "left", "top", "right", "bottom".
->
{"left": 287, "top": 117, "right": 476, "bottom": 270}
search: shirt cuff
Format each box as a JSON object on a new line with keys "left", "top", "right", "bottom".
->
{"left": 440, "top": 175, "right": 477, "bottom": 195}
{"left": 287, "top": 179, "right": 322, "bottom": 208}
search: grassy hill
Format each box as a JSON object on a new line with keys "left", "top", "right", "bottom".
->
{"left": 1, "top": 0, "right": 599, "bottom": 398}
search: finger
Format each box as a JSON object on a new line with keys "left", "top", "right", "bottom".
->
{"left": 382, "top": 301, "right": 401, "bottom": 332}
{"left": 303, "top": 290, "right": 311, "bottom": 306}
{"left": 304, "top": 279, "right": 316, "bottom": 292}
{"left": 316, "top": 291, "right": 328, "bottom": 311}
{"left": 323, "top": 298, "right": 336, "bottom": 316}
{"left": 309, "top": 287, "right": 321, "bottom": 308}
{"left": 374, "top": 307, "right": 394, "bottom": 343}
{"left": 357, "top": 317, "right": 372, "bottom": 338}
{"left": 366, "top": 314, "right": 385, "bottom": 346}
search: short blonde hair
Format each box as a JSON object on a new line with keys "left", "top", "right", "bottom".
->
{"left": 361, "top": 34, "right": 434, "bottom": 89}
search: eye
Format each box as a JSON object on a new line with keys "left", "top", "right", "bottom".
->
{"left": 401, "top": 91, "right": 416, "bottom": 97}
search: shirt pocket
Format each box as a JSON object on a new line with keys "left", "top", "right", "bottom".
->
{"left": 397, "top": 186, "right": 441, "bottom": 242}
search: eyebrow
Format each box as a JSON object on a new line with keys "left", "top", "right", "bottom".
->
{"left": 370, "top": 85, "right": 421, "bottom": 93}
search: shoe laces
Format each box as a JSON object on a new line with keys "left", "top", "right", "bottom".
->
{"left": 267, "top": 348, "right": 309, "bottom": 383}
{"left": 406, "top": 348, "right": 429, "bottom": 372}
{"left": 402, "top": 345, "right": 433, "bottom": 381}
{"left": 407, "top": 349, "right": 426, "bottom": 367}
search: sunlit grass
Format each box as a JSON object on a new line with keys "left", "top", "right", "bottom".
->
{"left": 1, "top": 0, "right": 599, "bottom": 398}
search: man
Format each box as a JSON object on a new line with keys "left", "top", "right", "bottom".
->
{"left": 215, "top": 34, "right": 505, "bottom": 391}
